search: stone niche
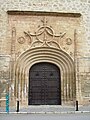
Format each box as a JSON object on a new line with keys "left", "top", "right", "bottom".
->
{"left": 7, "top": 11, "right": 82, "bottom": 106}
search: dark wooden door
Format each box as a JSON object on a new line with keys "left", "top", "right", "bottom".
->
{"left": 28, "top": 62, "right": 61, "bottom": 105}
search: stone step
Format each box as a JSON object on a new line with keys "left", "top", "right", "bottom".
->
{"left": 19, "top": 105, "right": 75, "bottom": 112}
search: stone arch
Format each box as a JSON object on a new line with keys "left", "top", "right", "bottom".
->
{"left": 14, "top": 47, "right": 75, "bottom": 105}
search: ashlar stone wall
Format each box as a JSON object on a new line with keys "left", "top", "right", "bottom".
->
{"left": 0, "top": 0, "right": 90, "bottom": 107}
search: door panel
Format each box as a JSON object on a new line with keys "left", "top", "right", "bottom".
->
{"left": 28, "top": 62, "right": 61, "bottom": 105}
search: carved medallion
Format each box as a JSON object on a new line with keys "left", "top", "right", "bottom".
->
{"left": 66, "top": 38, "right": 72, "bottom": 45}
{"left": 17, "top": 37, "right": 25, "bottom": 44}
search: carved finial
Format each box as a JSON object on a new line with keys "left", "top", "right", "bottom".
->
{"left": 12, "top": 27, "right": 16, "bottom": 38}
{"left": 41, "top": 17, "right": 48, "bottom": 27}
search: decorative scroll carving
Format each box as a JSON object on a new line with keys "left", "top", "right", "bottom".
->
{"left": 24, "top": 32, "right": 32, "bottom": 44}
{"left": 16, "top": 17, "right": 74, "bottom": 56}
{"left": 16, "top": 17, "right": 66, "bottom": 49}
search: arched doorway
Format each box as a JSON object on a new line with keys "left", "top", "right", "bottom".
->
{"left": 15, "top": 47, "right": 75, "bottom": 105}
{"left": 28, "top": 62, "right": 61, "bottom": 105}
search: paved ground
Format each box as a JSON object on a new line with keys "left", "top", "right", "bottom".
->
{"left": 0, "top": 105, "right": 90, "bottom": 113}
{"left": 0, "top": 113, "right": 90, "bottom": 120}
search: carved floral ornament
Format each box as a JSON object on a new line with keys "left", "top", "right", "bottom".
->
{"left": 17, "top": 17, "right": 72, "bottom": 49}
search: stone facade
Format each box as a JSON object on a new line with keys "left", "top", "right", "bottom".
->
{"left": 0, "top": 0, "right": 90, "bottom": 107}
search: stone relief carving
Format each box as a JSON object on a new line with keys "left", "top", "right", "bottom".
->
{"left": 17, "top": 17, "right": 73, "bottom": 50}
{"left": 24, "top": 17, "right": 66, "bottom": 49}
{"left": 17, "top": 37, "right": 25, "bottom": 44}
{"left": 66, "top": 38, "right": 72, "bottom": 45}
{"left": 11, "top": 27, "right": 16, "bottom": 55}
{"left": 8, "top": 13, "right": 80, "bottom": 105}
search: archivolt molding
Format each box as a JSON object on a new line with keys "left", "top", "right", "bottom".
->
{"left": 14, "top": 47, "right": 75, "bottom": 104}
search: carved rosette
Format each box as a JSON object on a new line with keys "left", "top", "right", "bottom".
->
{"left": 66, "top": 38, "right": 72, "bottom": 45}
{"left": 17, "top": 37, "right": 25, "bottom": 44}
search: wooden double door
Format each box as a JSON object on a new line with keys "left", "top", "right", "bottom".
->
{"left": 28, "top": 62, "right": 61, "bottom": 105}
